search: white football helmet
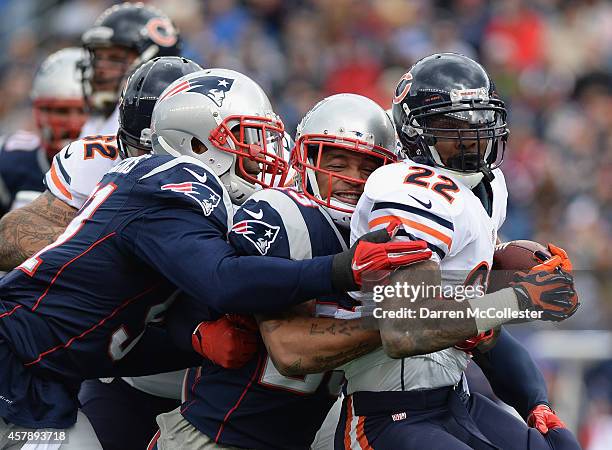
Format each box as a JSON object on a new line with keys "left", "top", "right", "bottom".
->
{"left": 31, "top": 47, "right": 88, "bottom": 158}
{"left": 293, "top": 93, "right": 399, "bottom": 227}
{"left": 151, "top": 68, "right": 288, "bottom": 204}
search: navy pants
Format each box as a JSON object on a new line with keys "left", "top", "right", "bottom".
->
{"left": 79, "top": 378, "right": 180, "bottom": 450}
{"left": 335, "top": 388, "right": 581, "bottom": 450}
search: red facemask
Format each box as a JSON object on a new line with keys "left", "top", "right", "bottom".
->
{"left": 33, "top": 98, "right": 87, "bottom": 159}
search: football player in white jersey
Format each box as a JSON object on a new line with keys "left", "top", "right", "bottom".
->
{"left": 335, "top": 53, "right": 581, "bottom": 449}
{"left": 79, "top": 2, "right": 181, "bottom": 137}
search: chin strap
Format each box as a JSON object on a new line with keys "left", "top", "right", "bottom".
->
{"left": 481, "top": 164, "right": 495, "bottom": 182}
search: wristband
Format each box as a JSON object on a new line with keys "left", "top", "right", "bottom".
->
{"left": 468, "top": 287, "right": 521, "bottom": 333}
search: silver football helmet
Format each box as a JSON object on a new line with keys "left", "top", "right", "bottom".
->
{"left": 31, "top": 47, "right": 88, "bottom": 158}
{"left": 151, "top": 68, "right": 288, "bottom": 204}
{"left": 293, "top": 93, "right": 399, "bottom": 227}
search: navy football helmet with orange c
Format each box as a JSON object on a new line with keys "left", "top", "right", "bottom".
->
{"left": 81, "top": 2, "right": 182, "bottom": 116}
{"left": 392, "top": 53, "right": 508, "bottom": 187}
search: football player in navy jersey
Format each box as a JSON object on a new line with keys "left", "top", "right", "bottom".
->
{"left": 0, "top": 48, "right": 87, "bottom": 217}
{"left": 151, "top": 93, "right": 399, "bottom": 450}
{"left": 156, "top": 91, "right": 580, "bottom": 450}
{"left": 0, "top": 69, "right": 428, "bottom": 448}
{"left": 76, "top": 56, "right": 208, "bottom": 450}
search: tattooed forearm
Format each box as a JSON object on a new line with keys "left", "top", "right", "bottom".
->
{"left": 282, "top": 341, "right": 378, "bottom": 377}
{"left": 382, "top": 297, "right": 478, "bottom": 358}
{"left": 37, "top": 190, "right": 78, "bottom": 226}
{"left": 0, "top": 191, "right": 76, "bottom": 270}
{"left": 310, "top": 321, "right": 363, "bottom": 336}
{"left": 379, "top": 260, "right": 478, "bottom": 358}
{"left": 301, "top": 341, "right": 378, "bottom": 375}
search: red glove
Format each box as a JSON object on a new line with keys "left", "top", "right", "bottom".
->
{"left": 354, "top": 219, "right": 432, "bottom": 286}
{"left": 455, "top": 329, "right": 496, "bottom": 352}
{"left": 528, "top": 404, "right": 566, "bottom": 434}
{"left": 192, "top": 315, "right": 259, "bottom": 369}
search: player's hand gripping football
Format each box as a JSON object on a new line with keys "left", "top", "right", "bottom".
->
{"left": 510, "top": 244, "right": 579, "bottom": 321}
{"left": 331, "top": 218, "right": 432, "bottom": 291}
{"left": 528, "top": 404, "right": 567, "bottom": 434}
{"left": 192, "top": 314, "right": 259, "bottom": 369}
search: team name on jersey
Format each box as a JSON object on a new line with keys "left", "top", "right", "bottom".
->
{"left": 108, "top": 154, "right": 152, "bottom": 174}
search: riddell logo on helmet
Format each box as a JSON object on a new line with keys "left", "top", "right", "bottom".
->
{"left": 450, "top": 88, "right": 489, "bottom": 103}
{"left": 158, "top": 76, "right": 235, "bottom": 107}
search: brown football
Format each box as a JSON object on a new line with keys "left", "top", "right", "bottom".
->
{"left": 488, "top": 240, "right": 551, "bottom": 293}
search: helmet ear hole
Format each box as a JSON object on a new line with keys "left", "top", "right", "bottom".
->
{"left": 191, "top": 137, "right": 208, "bottom": 155}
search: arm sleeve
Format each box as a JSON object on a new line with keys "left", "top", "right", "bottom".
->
{"left": 107, "top": 324, "right": 201, "bottom": 376}
{"left": 472, "top": 327, "right": 549, "bottom": 418}
{"left": 121, "top": 208, "right": 334, "bottom": 314}
{"left": 165, "top": 293, "right": 217, "bottom": 352}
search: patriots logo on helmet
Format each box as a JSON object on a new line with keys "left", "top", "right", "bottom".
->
{"left": 232, "top": 220, "right": 280, "bottom": 256}
{"left": 159, "top": 76, "right": 235, "bottom": 107}
{"left": 161, "top": 178, "right": 221, "bottom": 216}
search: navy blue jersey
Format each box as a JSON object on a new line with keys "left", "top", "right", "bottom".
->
{"left": 0, "top": 131, "right": 48, "bottom": 214}
{"left": 181, "top": 188, "right": 357, "bottom": 450}
{"left": 0, "top": 155, "right": 335, "bottom": 429}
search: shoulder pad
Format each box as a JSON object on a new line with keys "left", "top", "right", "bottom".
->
{"left": 365, "top": 162, "right": 473, "bottom": 260}
{"left": 45, "top": 135, "right": 122, "bottom": 209}
{"left": 2, "top": 131, "right": 41, "bottom": 152}
{"left": 231, "top": 188, "right": 313, "bottom": 259}
{"left": 136, "top": 155, "right": 233, "bottom": 230}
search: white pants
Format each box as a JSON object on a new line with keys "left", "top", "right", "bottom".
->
{"left": 154, "top": 407, "right": 252, "bottom": 450}
{"left": 311, "top": 395, "right": 342, "bottom": 450}
{"left": 0, "top": 411, "right": 101, "bottom": 450}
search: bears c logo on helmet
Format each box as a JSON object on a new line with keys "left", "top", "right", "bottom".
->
{"left": 158, "top": 76, "right": 235, "bottom": 107}
{"left": 393, "top": 72, "right": 413, "bottom": 105}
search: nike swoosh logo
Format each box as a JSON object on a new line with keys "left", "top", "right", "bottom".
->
{"left": 184, "top": 167, "right": 207, "bottom": 184}
{"left": 408, "top": 194, "right": 432, "bottom": 209}
{"left": 352, "top": 260, "right": 374, "bottom": 271}
{"left": 64, "top": 146, "right": 73, "bottom": 158}
{"left": 243, "top": 208, "right": 263, "bottom": 220}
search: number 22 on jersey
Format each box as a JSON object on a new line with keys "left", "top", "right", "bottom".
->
{"left": 404, "top": 166, "right": 459, "bottom": 203}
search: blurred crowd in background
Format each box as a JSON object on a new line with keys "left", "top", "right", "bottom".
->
{"left": 0, "top": 0, "right": 610, "bottom": 447}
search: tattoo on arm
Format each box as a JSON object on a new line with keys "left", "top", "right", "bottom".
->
{"left": 380, "top": 260, "right": 478, "bottom": 358}
{"left": 284, "top": 358, "right": 302, "bottom": 375}
{"left": 0, "top": 191, "right": 77, "bottom": 270}
{"left": 310, "top": 321, "right": 363, "bottom": 336}
{"left": 259, "top": 302, "right": 381, "bottom": 376}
